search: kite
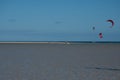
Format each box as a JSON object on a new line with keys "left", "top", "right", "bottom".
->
{"left": 99, "top": 33, "right": 103, "bottom": 38}
{"left": 92, "top": 27, "right": 95, "bottom": 30}
{"left": 107, "top": 19, "right": 114, "bottom": 27}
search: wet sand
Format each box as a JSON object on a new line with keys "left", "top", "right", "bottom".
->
{"left": 0, "top": 43, "right": 120, "bottom": 80}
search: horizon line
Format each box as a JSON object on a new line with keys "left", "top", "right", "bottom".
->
{"left": 0, "top": 41, "right": 120, "bottom": 44}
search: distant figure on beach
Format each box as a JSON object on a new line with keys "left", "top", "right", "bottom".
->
{"left": 99, "top": 33, "right": 103, "bottom": 38}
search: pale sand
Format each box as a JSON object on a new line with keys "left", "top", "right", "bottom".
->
{"left": 0, "top": 43, "right": 120, "bottom": 80}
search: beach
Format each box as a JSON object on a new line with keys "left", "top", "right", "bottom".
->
{"left": 0, "top": 43, "right": 120, "bottom": 80}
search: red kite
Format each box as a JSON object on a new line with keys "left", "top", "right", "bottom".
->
{"left": 107, "top": 19, "right": 114, "bottom": 27}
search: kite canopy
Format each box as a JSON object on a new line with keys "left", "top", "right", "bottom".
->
{"left": 99, "top": 33, "right": 103, "bottom": 38}
{"left": 107, "top": 19, "right": 114, "bottom": 27}
{"left": 92, "top": 27, "right": 95, "bottom": 30}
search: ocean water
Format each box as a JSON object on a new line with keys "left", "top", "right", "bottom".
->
{"left": 0, "top": 43, "right": 120, "bottom": 80}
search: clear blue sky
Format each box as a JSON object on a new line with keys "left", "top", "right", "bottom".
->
{"left": 0, "top": 0, "right": 120, "bottom": 41}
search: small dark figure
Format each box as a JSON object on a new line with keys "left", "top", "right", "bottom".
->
{"left": 92, "top": 27, "right": 95, "bottom": 30}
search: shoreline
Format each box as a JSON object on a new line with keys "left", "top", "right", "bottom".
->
{"left": 0, "top": 41, "right": 120, "bottom": 44}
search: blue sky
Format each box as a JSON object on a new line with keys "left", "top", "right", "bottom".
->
{"left": 0, "top": 0, "right": 120, "bottom": 41}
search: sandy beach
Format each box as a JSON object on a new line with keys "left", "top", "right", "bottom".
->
{"left": 0, "top": 43, "right": 120, "bottom": 80}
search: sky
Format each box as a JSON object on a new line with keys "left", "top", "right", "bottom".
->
{"left": 0, "top": 0, "right": 120, "bottom": 41}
